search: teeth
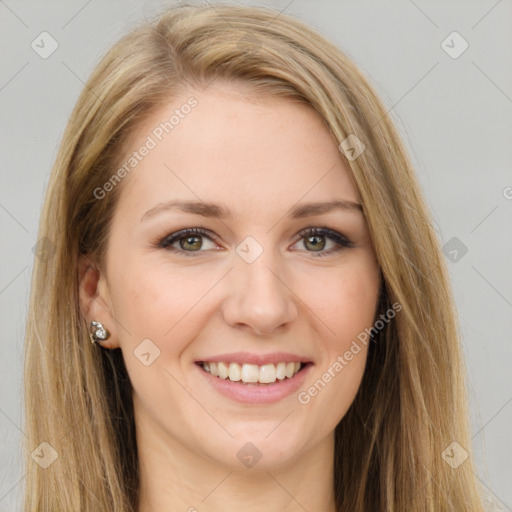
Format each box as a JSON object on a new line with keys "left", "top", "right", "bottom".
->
{"left": 241, "top": 364, "right": 259, "bottom": 383}
{"left": 276, "top": 362, "right": 286, "bottom": 380}
{"left": 218, "top": 362, "right": 229, "bottom": 379}
{"left": 209, "top": 362, "right": 219, "bottom": 377}
{"left": 228, "top": 362, "right": 241, "bottom": 381}
{"left": 201, "top": 361, "right": 303, "bottom": 384}
{"left": 259, "top": 364, "right": 276, "bottom": 383}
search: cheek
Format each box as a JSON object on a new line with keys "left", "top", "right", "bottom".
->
{"left": 298, "top": 344, "right": 368, "bottom": 442}
{"left": 294, "top": 267, "right": 377, "bottom": 436}
{"left": 110, "top": 261, "right": 224, "bottom": 349}
{"left": 109, "top": 263, "right": 212, "bottom": 411}
{"left": 291, "top": 255, "right": 378, "bottom": 423}
{"left": 298, "top": 260, "right": 380, "bottom": 345}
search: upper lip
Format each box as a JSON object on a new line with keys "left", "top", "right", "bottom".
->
{"left": 195, "top": 352, "right": 313, "bottom": 366}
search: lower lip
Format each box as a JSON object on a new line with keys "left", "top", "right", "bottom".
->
{"left": 195, "top": 363, "right": 313, "bottom": 404}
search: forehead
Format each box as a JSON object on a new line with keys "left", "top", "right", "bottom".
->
{"left": 113, "top": 82, "right": 360, "bottom": 222}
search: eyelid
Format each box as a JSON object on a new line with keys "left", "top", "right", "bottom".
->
{"left": 296, "top": 226, "right": 353, "bottom": 247}
{"left": 158, "top": 227, "right": 219, "bottom": 252}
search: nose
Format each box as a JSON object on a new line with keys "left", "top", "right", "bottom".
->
{"left": 221, "top": 245, "right": 298, "bottom": 336}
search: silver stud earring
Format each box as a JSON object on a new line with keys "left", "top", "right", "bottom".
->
{"left": 89, "top": 320, "right": 111, "bottom": 345}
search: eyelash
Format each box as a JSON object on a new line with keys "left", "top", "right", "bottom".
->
{"left": 157, "top": 227, "right": 354, "bottom": 258}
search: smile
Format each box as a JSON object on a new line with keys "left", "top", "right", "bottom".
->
{"left": 199, "top": 361, "right": 303, "bottom": 384}
{"left": 194, "top": 352, "right": 313, "bottom": 404}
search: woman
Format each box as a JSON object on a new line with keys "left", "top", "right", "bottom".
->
{"left": 23, "top": 3, "right": 486, "bottom": 511}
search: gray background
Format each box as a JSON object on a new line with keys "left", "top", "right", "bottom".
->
{"left": 1, "top": 1, "right": 511, "bottom": 510}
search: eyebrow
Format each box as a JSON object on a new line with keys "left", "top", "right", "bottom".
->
{"left": 140, "top": 198, "right": 363, "bottom": 222}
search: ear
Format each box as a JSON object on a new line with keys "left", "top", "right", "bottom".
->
{"left": 78, "top": 255, "right": 120, "bottom": 349}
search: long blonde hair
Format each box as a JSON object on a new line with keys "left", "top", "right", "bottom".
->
{"left": 23, "top": 3, "right": 485, "bottom": 511}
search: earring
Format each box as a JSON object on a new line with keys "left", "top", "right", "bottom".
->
{"left": 89, "top": 320, "right": 111, "bottom": 345}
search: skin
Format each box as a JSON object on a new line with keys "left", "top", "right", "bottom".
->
{"left": 80, "top": 81, "right": 381, "bottom": 512}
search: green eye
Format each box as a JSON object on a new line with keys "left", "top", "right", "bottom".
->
{"left": 159, "top": 227, "right": 354, "bottom": 257}
{"left": 159, "top": 228, "right": 216, "bottom": 255}
{"left": 296, "top": 227, "right": 354, "bottom": 257}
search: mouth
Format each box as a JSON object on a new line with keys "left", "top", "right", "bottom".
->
{"left": 195, "top": 360, "right": 312, "bottom": 385}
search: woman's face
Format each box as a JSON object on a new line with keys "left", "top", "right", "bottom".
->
{"left": 91, "top": 82, "right": 380, "bottom": 472}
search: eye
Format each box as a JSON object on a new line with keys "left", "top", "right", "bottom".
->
{"left": 158, "top": 228, "right": 218, "bottom": 255}
{"left": 292, "top": 227, "right": 354, "bottom": 257}
{"left": 158, "top": 226, "right": 354, "bottom": 257}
